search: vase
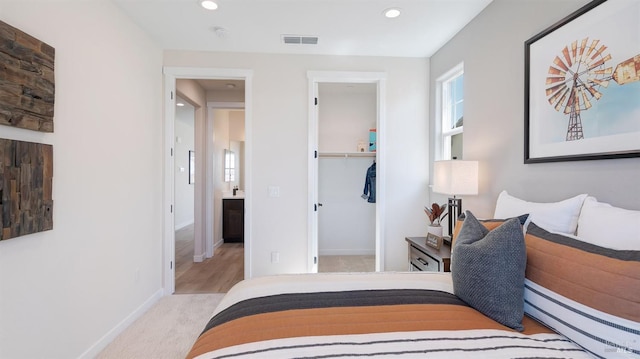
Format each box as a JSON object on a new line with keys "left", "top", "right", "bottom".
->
{"left": 427, "top": 225, "right": 443, "bottom": 237}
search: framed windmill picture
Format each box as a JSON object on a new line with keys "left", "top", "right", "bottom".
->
{"left": 525, "top": 0, "right": 640, "bottom": 163}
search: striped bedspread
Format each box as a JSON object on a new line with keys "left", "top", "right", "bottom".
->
{"left": 187, "top": 272, "right": 592, "bottom": 359}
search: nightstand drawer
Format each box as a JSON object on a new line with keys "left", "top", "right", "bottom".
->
{"left": 409, "top": 245, "right": 440, "bottom": 272}
{"left": 405, "top": 237, "right": 451, "bottom": 272}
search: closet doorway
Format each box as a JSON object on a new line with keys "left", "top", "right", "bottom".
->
{"left": 308, "top": 71, "right": 387, "bottom": 274}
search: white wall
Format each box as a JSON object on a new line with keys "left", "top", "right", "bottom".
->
{"left": 318, "top": 84, "right": 376, "bottom": 255}
{"left": 318, "top": 157, "right": 376, "bottom": 255}
{"left": 176, "top": 79, "right": 207, "bottom": 259}
{"left": 429, "top": 0, "right": 640, "bottom": 220}
{"left": 318, "top": 84, "right": 377, "bottom": 152}
{"left": 0, "top": 1, "right": 163, "bottom": 358}
{"left": 164, "top": 51, "right": 430, "bottom": 273}
{"left": 174, "top": 101, "right": 195, "bottom": 229}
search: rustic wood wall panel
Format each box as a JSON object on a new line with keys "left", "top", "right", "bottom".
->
{"left": 0, "top": 20, "right": 55, "bottom": 132}
{"left": 0, "top": 138, "right": 53, "bottom": 240}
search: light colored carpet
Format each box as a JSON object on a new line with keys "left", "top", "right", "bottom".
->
{"left": 97, "top": 293, "right": 224, "bottom": 359}
{"left": 318, "top": 255, "right": 375, "bottom": 273}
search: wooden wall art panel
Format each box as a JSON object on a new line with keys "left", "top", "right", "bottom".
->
{"left": 0, "top": 138, "right": 53, "bottom": 240}
{"left": 0, "top": 20, "right": 55, "bottom": 132}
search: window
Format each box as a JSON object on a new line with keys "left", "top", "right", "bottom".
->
{"left": 437, "top": 64, "right": 464, "bottom": 160}
{"left": 224, "top": 149, "right": 235, "bottom": 182}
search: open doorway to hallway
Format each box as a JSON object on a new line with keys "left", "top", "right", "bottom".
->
{"left": 171, "top": 79, "right": 246, "bottom": 294}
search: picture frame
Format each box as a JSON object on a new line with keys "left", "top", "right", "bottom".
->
{"left": 425, "top": 233, "right": 443, "bottom": 250}
{"left": 189, "top": 150, "right": 195, "bottom": 184}
{"left": 524, "top": 0, "right": 640, "bottom": 163}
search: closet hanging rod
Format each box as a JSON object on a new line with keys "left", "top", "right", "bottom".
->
{"left": 318, "top": 152, "right": 376, "bottom": 158}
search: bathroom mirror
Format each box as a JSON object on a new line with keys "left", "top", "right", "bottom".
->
{"left": 224, "top": 149, "right": 235, "bottom": 182}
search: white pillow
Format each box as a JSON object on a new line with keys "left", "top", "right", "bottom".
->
{"left": 494, "top": 190, "right": 587, "bottom": 234}
{"left": 576, "top": 196, "right": 640, "bottom": 250}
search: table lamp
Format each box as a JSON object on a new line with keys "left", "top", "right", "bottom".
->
{"left": 433, "top": 160, "right": 479, "bottom": 238}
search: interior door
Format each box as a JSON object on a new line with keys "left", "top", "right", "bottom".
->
{"left": 309, "top": 81, "right": 320, "bottom": 273}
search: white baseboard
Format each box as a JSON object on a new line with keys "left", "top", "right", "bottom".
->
{"left": 319, "top": 249, "right": 375, "bottom": 256}
{"left": 78, "top": 289, "right": 163, "bottom": 359}
{"left": 193, "top": 253, "right": 205, "bottom": 262}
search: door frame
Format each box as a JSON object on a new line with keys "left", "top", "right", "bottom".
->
{"left": 207, "top": 101, "right": 245, "bottom": 255}
{"left": 163, "top": 67, "right": 253, "bottom": 295}
{"left": 307, "top": 71, "right": 387, "bottom": 273}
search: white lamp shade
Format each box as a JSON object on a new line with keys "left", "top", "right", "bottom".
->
{"left": 433, "top": 160, "right": 478, "bottom": 195}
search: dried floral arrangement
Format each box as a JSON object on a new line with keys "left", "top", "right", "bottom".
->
{"left": 424, "top": 203, "right": 448, "bottom": 226}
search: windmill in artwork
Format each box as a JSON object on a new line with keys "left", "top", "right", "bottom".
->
{"left": 545, "top": 37, "right": 640, "bottom": 141}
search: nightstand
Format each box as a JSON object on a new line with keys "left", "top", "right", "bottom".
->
{"left": 405, "top": 237, "right": 451, "bottom": 272}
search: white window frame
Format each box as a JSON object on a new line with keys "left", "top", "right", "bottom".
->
{"left": 224, "top": 149, "right": 236, "bottom": 182}
{"left": 436, "top": 63, "right": 464, "bottom": 160}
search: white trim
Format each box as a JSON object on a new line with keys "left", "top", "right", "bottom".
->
{"left": 435, "top": 62, "right": 464, "bottom": 84}
{"left": 163, "top": 72, "right": 177, "bottom": 295}
{"left": 162, "top": 67, "right": 254, "bottom": 295}
{"left": 78, "top": 289, "right": 163, "bottom": 359}
{"left": 307, "top": 70, "right": 387, "bottom": 273}
{"left": 204, "top": 105, "right": 215, "bottom": 258}
{"left": 307, "top": 80, "right": 319, "bottom": 273}
{"left": 442, "top": 126, "right": 464, "bottom": 137}
{"left": 376, "top": 77, "right": 387, "bottom": 272}
{"left": 193, "top": 253, "right": 206, "bottom": 262}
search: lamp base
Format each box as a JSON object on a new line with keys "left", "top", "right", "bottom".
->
{"left": 447, "top": 197, "right": 463, "bottom": 239}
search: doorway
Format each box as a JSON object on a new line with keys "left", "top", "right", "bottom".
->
{"left": 317, "top": 83, "right": 377, "bottom": 273}
{"left": 173, "top": 93, "right": 246, "bottom": 294}
{"left": 163, "top": 67, "right": 253, "bottom": 295}
{"left": 307, "top": 71, "right": 387, "bottom": 273}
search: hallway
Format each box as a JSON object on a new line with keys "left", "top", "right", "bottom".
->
{"left": 175, "top": 224, "right": 244, "bottom": 293}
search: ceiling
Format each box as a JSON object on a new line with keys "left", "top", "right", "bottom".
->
{"left": 112, "top": 0, "right": 493, "bottom": 58}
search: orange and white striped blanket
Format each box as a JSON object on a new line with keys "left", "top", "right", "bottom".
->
{"left": 186, "top": 272, "right": 591, "bottom": 359}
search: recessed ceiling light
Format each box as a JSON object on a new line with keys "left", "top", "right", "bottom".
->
{"left": 383, "top": 8, "right": 401, "bottom": 18}
{"left": 226, "top": 83, "right": 236, "bottom": 89}
{"left": 176, "top": 102, "right": 185, "bottom": 107}
{"left": 200, "top": 0, "right": 218, "bottom": 10}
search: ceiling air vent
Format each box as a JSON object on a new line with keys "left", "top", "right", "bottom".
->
{"left": 282, "top": 35, "right": 318, "bottom": 45}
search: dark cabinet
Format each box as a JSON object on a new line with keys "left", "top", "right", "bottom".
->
{"left": 223, "top": 198, "right": 244, "bottom": 243}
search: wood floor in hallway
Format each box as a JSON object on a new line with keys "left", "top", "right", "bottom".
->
{"left": 175, "top": 224, "right": 244, "bottom": 294}
{"left": 175, "top": 224, "right": 376, "bottom": 293}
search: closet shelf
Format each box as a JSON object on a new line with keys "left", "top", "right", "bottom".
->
{"left": 318, "top": 152, "right": 376, "bottom": 158}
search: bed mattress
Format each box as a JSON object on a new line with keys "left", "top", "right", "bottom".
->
{"left": 187, "top": 272, "right": 592, "bottom": 359}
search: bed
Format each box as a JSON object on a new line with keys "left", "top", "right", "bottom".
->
{"left": 187, "top": 192, "right": 640, "bottom": 359}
